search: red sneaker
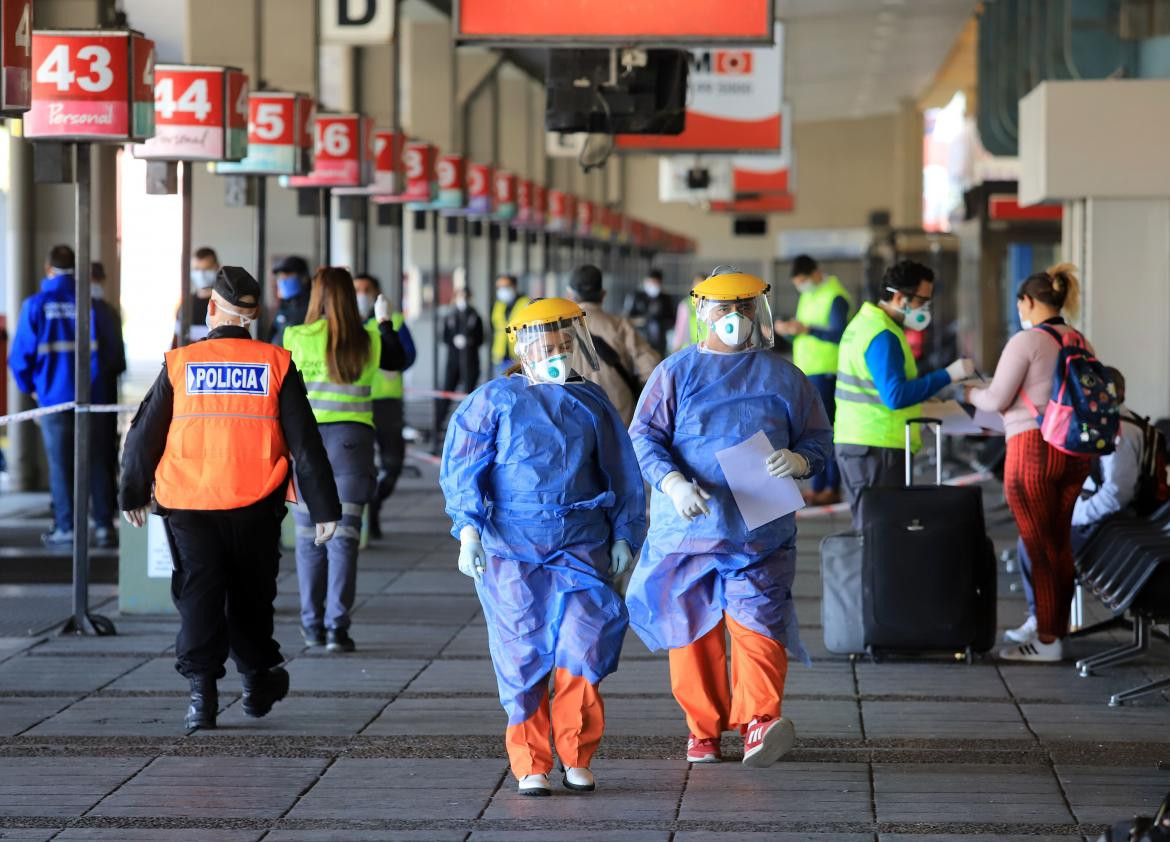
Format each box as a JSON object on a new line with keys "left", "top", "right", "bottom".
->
{"left": 742, "top": 715, "right": 795, "bottom": 768}
{"left": 686, "top": 734, "right": 722, "bottom": 763}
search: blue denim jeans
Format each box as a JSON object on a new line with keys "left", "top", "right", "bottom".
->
{"left": 38, "top": 411, "right": 116, "bottom": 533}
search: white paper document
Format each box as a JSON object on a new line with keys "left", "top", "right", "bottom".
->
{"left": 714, "top": 430, "right": 806, "bottom": 531}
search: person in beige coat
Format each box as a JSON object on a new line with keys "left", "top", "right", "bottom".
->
{"left": 567, "top": 265, "right": 662, "bottom": 426}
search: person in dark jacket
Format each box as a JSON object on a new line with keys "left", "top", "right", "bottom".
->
{"left": 89, "top": 262, "right": 127, "bottom": 549}
{"left": 267, "top": 255, "right": 311, "bottom": 346}
{"left": 623, "top": 268, "right": 676, "bottom": 357}
{"left": 120, "top": 267, "right": 342, "bottom": 731}
{"left": 8, "top": 244, "right": 108, "bottom": 548}
{"left": 436, "top": 287, "right": 484, "bottom": 430}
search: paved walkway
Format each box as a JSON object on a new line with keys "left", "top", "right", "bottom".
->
{"left": 0, "top": 470, "right": 1167, "bottom": 840}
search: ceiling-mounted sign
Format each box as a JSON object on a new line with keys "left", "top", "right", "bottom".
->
{"left": 214, "top": 91, "right": 314, "bottom": 175}
{"left": 493, "top": 170, "right": 517, "bottom": 220}
{"left": 435, "top": 153, "right": 465, "bottom": 209}
{"left": 320, "top": 0, "right": 395, "bottom": 45}
{"left": 547, "top": 189, "right": 574, "bottom": 233}
{"left": 466, "top": 163, "right": 493, "bottom": 215}
{"left": 988, "top": 194, "right": 1062, "bottom": 222}
{"left": 402, "top": 141, "right": 436, "bottom": 203}
{"left": 286, "top": 113, "right": 373, "bottom": 187}
{"left": 2, "top": 0, "right": 32, "bottom": 114}
{"left": 732, "top": 154, "right": 792, "bottom": 195}
{"left": 26, "top": 28, "right": 155, "bottom": 141}
{"left": 575, "top": 200, "right": 595, "bottom": 238}
{"left": 455, "top": 0, "right": 774, "bottom": 45}
{"left": 335, "top": 128, "right": 402, "bottom": 196}
{"left": 133, "top": 65, "right": 247, "bottom": 162}
{"left": 617, "top": 23, "right": 785, "bottom": 153}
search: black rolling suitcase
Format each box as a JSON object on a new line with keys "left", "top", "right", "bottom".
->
{"left": 857, "top": 418, "right": 997, "bottom": 661}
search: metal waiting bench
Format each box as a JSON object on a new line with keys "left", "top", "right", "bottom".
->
{"left": 1072, "top": 501, "right": 1170, "bottom": 706}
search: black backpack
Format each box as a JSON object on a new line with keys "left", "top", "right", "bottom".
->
{"left": 591, "top": 335, "right": 643, "bottom": 402}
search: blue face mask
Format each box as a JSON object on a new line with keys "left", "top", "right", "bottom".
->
{"left": 278, "top": 276, "right": 303, "bottom": 300}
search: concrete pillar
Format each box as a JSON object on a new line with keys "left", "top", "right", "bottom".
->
{"left": 4, "top": 133, "right": 37, "bottom": 490}
{"left": 1065, "top": 198, "right": 1170, "bottom": 419}
{"left": 892, "top": 96, "right": 924, "bottom": 228}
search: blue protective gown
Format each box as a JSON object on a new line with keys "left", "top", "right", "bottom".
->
{"left": 626, "top": 345, "right": 834, "bottom": 666}
{"left": 440, "top": 373, "right": 647, "bottom": 725}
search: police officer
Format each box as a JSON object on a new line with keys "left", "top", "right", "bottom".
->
{"left": 119, "top": 267, "right": 342, "bottom": 731}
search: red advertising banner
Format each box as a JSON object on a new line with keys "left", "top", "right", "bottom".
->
{"left": 455, "top": 0, "right": 774, "bottom": 44}
{"left": 133, "top": 64, "right": 247, "bottom": 162}
{"left": 988, "top": 194, "right": 1063, "bottom": 222}
{"left": 2, "top": 0, "right": 32, "bottom": 113}
{"left": 732, "top": 158, "right": 790, "bottom": 194}
{"left": 287, "top": 113, "right": 373, "bottom": 187}
{"left": 26, "top": 28, "right": 154, "bottom": 141}
{"left": 709, "top": 194, "right": 795, "bottom": 213}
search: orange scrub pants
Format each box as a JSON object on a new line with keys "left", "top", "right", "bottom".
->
{"left": 668, "top": 613, "right": 789, "bottom": 737}
{"left": 504, "top": 668, "right": 605, "bottom": 778}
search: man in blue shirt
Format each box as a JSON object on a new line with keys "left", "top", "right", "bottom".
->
{"left": 9, "top": 245, "right": 113, "bottom": 548}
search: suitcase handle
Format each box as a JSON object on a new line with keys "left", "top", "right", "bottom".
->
{"left": 905, "top": 418, "right": 943, "bottom": 487}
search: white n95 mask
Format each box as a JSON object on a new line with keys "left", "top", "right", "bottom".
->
{"left": 903, "top": 305, "right": 932, "bottom": 332}
{"left": 714, "top": 312, "right": 751, "bottom": 346}
{"left": 535, "top": 354, "right": 569, "bottom": 385}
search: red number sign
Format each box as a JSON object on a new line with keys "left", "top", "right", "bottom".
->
{"left": 2, "top": 0, "right": 32, "bottom": 114}
{"left": 213, "top": 91, "right": 312, "bottom": 175}
{"left": 402, "top": 141, "right": 436, "bottom": 202}
{"left": 437, "top": 154, "right": 465, "bottom": 191}
{"left": 493, "top": 170, "right": 516, "bottom": 204}
{"left": 27, "top": 29, "right": 153, "bottom": 140}
{"left": 134, "top": 64, "right": 246, "bottom": 161}
{"left": 576, "top": 200, "right": 594, "bottom": 237}
{"left": 466, "top": 162, "right": 492, "bottom": 214}
{"left": 288, "top": 114, "right": 372, "bottom": 188}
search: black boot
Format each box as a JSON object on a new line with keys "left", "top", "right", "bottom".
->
{"left": 241, "top": 666, "right": 290, "bottom": 718}
{"left": 185, "top": 677, "right": 218, "bottom": 731}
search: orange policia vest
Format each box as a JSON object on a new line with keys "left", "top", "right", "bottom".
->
{"left": 154, "top": 338, "right": 292, "bottom": 510}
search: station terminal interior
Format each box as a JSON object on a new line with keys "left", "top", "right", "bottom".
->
{"left": 0, "top": 0, "right": 1169, "bottom": 839}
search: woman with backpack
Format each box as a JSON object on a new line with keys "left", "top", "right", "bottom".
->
{"left": 967, "top": 264, "right": 1115, "bottom": 662}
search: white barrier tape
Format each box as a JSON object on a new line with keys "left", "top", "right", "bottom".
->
{"left": 0, "top": 402, "right": 137, "bottom": 427}
{"left": 406, "top": 446, "right": 442, "bottom": 466}
{"left": 404, "top": 388, "right": 471, "bottom": 401}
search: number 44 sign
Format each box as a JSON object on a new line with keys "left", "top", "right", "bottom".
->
{"left": 2, "top": 0, "right": 32, "bottom": 114}
{"left": 26, "top": 28, "right": 155, "bottom": 141}
{"left": 133, "top": 65, "right": 248, "bottom": 162}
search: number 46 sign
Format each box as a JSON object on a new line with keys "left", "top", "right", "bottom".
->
{"left": 26, "top": 28, "right": 155, "bottom": 141}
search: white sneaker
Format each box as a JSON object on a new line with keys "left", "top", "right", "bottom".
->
{"left": 1004, "top": 615, "right": 1038, "bottom": 644}
{"left": 999, "top": 637, "right": 1063, "bottom": 662}
{"left": 518, "top": 773, "right": 551, "bottom": 797}
{"left": 562, "top": 766, "right": 595, "bottom": 792}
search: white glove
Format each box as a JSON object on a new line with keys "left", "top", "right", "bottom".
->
{"left": 609, "top": 539, "right": 634, "bottom": 576}
{"left": 765, "top": 448, "right": 809, "bottom": 479}
{"left": 458, "top": 524, "right": 487, "bottom": 581}
{"left": 374, "top": 294, "right": 391, "bottom": 324}
{"left": 946, "top": 358, "right": 976, "bottom": 383}
{"left": 122, "top": 507, "right": 148, "bottom": 528}
{"left": 452, "top": 334, "right": 467, "bottom": 350}
{"left": 661, "top": 471, "right": 712, "bottom": 521}
{"left": 315, "top": 522, "right": 337, "bottom": 545}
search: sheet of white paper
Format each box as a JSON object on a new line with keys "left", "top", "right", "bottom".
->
{"left": 714, "top": 430, "right": 806, "bottom": 531}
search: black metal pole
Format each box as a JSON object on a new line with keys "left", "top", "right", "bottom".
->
{"left": 430, "top": 210, "right": 442, "bottom": 451}
{"left": 254, "top": 176, "right": 268, "bottom": 324}
{"left": 356, "top": 199, "right": 369, "bottom": 275}
{"left": 63, "top": 142, "right": 113, "bottom": 637}
{"left": 320, "top": 189, "right": 332, "bottom": 266}
{"left": 178, "top": 161, "right": 193, "bottom": 346}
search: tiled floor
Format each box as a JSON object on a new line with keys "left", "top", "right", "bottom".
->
{"left": 0, "top": 475, "right": 1167, "bottom": 839}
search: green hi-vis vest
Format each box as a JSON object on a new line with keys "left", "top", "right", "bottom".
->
{"left": 835, "top": 301, "right": 922, "bottom": 452}
{"left": 369, "top": 313, "right": 404, "bottom": 400}
{"left": 491, "top": 295, "right": 530, "bottom": 365}
{"left": 283, "top": 319, "right": 381, "bottom": 427}
{"left": 793, "top": 275, "right": 851, "bottom": 376}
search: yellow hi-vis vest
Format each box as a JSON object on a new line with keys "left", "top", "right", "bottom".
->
{"left": 835, "top": 301, "right": 922, "bottom": 452}
{"left": 369, "top": 312, "right": 404, "bottom": 400}
{"left": 793, "top": 275, "right": 851, "bottom": 376}
{"left": 491, "top": 295, "right": 530, "bottom": 365}
{"left": 283, "top": 319, "right": 381, "bottom": 427}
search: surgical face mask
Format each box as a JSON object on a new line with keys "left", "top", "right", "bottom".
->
{"left": 190, "top": 268, "right": 216, "bottom": 291}
{"left": 455, "top": 298, "right": 468, "bottom": 311}
{"left": 496, "top": 287, "right": 516, "bottom": 305}
{"left": 902, "top": 304, "right": 932, "bottom": 332}
{"left": 714, "top": 311, "right": 751, "bottom": 346}
{"left": 643, "top": 281, "right": 661, "bottom": 298}
{"left": 534, "top": 354, "right": 570, "bottom": 385}
{"left": 209, "top": 302, "right": 255, "bottom": 330}
{"left": 356, "top": 293, "right": 375, "bottom": 320}
{"left": 90, "top": 284, "right": 104, "bottom": 301}
{"left": 277, "top": 276, "right": 303, "bottom": 300}
{"left": 795, "top": 280, "right": 815, "bottom": 294}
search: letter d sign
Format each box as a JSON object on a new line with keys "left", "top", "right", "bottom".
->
{"left": 320, "top": 0, "right": 394, "bottom": 45}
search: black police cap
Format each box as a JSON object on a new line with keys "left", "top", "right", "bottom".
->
{"left": 214, "top": 266, "right": 261, "bottom": 308}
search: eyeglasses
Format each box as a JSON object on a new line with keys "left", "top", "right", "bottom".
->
{"left": 886, "top": 287, "right": 932, "bottom": 308}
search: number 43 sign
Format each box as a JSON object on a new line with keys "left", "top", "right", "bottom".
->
{"left": 26, "top": 28, "right": 155, "bottom": 141}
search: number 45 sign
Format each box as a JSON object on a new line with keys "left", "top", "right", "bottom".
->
{"left": 26, "top": 28, "right": 155, "bottom": 141}
{"left": 2, "top": 0, "right": 32, "bottom": 114}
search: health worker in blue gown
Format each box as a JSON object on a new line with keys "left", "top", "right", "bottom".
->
{"left": 626, "top": 268, "right": 833, "bottom": 769}
{"left": 439, "top": 297, "right": 646, "bottom": 798}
